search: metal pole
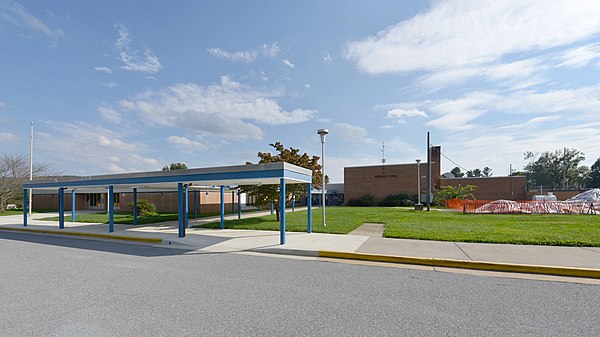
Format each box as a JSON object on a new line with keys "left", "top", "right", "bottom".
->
{"left": 28, "top": 122, "right": 33, "bottom": 216}
{"left": 417, "top": 159, "right": 421, "bottom": 205}
{"left": 426, "top": 131, "right": 431, "bottom": 211}
{"left": 321, "top": 140, "right": 326, "bottom": 226}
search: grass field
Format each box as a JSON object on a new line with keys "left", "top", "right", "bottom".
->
{"left": 39, "top": 211, "right": 231, "bottom": 225}
{"left": 0, "top": 210, "right": 25, "bottom": 216}
{"left": 194, "top": 207, "right": 600, "bottom": 247}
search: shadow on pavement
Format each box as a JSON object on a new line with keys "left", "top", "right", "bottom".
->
{"left": 0, "top": 230, "right": 196, "bottom": 257}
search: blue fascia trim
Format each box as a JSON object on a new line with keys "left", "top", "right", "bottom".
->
{"left": 25, "top": 168, "right": 310, "bottom": 189}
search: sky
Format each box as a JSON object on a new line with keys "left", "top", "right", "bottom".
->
{"left": 1, "top": 0, "right": 600, "bottom": 183}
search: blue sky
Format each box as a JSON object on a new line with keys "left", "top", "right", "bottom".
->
{"left": 1, "top": 0, "right": 600, "bottom": 182}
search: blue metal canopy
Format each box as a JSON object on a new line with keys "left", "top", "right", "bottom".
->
{"left": 23, "top": 162, "right": 313, "bottom": 244}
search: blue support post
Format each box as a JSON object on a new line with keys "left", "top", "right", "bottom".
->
{"left": 193, "top": 190, "right": 197, "bottom": 219}
{"left": 292, "top": 192, "right": 295, "bottom": 212}
{"left": 231, "top": 190, "right": 235, "bottom": 214}
{"left": 108, "top": 186, "right": 114, "bottom": 233}
{"left": 220, "top": 186, "right": 225, "bottom": 229}
{"left": 307, "top": 183, "right": 312, "bottom": 233}
{"left": 23, "top": 189, "right": 28, "bottom": 227}
{"left": 280, "top": 178, "right": 286, "bottom": 245}
{"left": 177, "top": 183, "right": 185, "bottom": 237}
{"left": 71, "top": 190, "right": 76, "bottom": 222}
{"left": 133, "top": 188, "right": 138, "bottom": 226}
{"left": 58, "top": 187, "right": 65, "bottom": 229}
{"left": 185, "top": 185, "right": 189, "bottom": 228}
{"left": 270, "top": 202, "right": 274, "bottom": 215}
{"left": 237, "top": 190, "right": 241, "bottom": 220}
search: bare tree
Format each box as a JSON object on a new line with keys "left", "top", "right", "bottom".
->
{"left": 0, "top": 153, "right": 54, "bottom": 212}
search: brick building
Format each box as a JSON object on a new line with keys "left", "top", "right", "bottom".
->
{"left": 343, "top": 145, "right": 535, "bottom": 204}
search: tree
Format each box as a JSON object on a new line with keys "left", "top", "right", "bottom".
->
{"left": 466, "top": 168, "right": 482, "bottom": 177}
{"left": 240, "top": 142, "right": 323, "bottom": 221}
{"left": 450, "top": 167, "right": 464, "bottom": 178}
{"left": 523, "top": 148, "right": 585, "bottom": 190}
{"left": 590, "top": 157, "right": 600, "bottom": 188}
{"left": 435, "top": 184, "right": 477, "bottom": 204}
{"left": 482, "top": 167, "right": 493, "bottom": 177}
{"left": 0, "top": 153, "right": 54, "bottom": 212}
{"left": 162, "top": 162, "right": 188, "bottom": 171}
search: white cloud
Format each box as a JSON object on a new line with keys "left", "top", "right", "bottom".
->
{"left": 130, "top": 154, "right": 158, "bottom": 167}
{"left": 35, "top": 120, "right": 156, "bottom": 174}
{"left": 386, "top": 108, "right": 428, "bottom": 124}
{"left": 115, "top": 23, "right": 162, "bottom": 74}
{"left": 0, "top": 100, "right": 5, "bottom": 108}
{"left": 98, "top": 105, "right": 122, "bottom": 123}
{"left": 345, "top": 0, "right": 600, "bottom": 74}
{"left": 97, "top": 81, "right": 117, "bottom": 89}
{"left": 93, "top": 66, "right": 113, "bottom": 74}
{"left": 379, "top": 125, "right": 394, "bottom": 129}
{"left": 0, "top": 0, "right": 64, "bottom": 40}
{"left": 207, "top": 48, "right": 257, "bottom": 63}
{"left": 304, "top": 83, "right": 310, "bottom": 89}
{"left": 557, "top": 42, "right": 600, "bottom": 68}
{"left": 207, "top": 42, "right": 280, "bottom": 63}
{"left": 0, "top": 131, "right": 17, "bottom": 142}
{"left": 261, "top": 42, "right": 280, "bottom": 57}
{"left": 282, "top": 59, "right": 295, "bottom": 68}
{"left": 166, "top": 135, "right": 207, "bottom": 153}
{"left": 333, "top": 123, "right": 375, "bottom": 144}
{"left": 323, "top": 52, "right": 332, "bottom": 62}
{"left": 118, "top": 76, "right": 314, "bottom": 140}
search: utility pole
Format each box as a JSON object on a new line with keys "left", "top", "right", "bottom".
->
{"left": 426, "top": 131, "right": 431, "bottom": 211}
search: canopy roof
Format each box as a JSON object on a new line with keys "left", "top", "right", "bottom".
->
{"left": 24, "top": 162, "right": 312, "bottom": 192}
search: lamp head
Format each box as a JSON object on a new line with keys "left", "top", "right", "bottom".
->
{"left": 317, "top": 128, "right": 329, "bottom": 143}
{"left": 416, "top": 159, "right": 421, "bottom": 164}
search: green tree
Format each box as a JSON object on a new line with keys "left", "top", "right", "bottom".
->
{"left": 482, "top": 167, "right": 492, "bottom": 177}
{"left": 162, "top": 162, "right": 188, "bottom": 171}
{"left": 435, "top": 184, "right": 477, "bottom": 203}
{"left": 450, "top": 167, "right": 464, "bottom": 177}
{"left": 523, "top": 148, "right": 585, "bottom": 190}
{"left": 240, "top": 142, "right": 323, "bottom": 221}
{"left": 590, "top": 157, "right": 600, "bottom": 188}
{"left": 466, "top": 168, "right": 482, "bottom": 177}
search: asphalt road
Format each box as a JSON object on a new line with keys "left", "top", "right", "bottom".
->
{"left": 1, "top": 231, "right": 599, "bottom": 337}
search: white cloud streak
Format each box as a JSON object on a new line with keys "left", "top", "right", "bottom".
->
{"left": 117, "top": 76, "right": 314, "bottom": 140}
{"left": 345, "top": 0, "right": 600, "bottom": 74}
{"left": 282, "top": 59, "right": 295, "bottom": 68}
{"left": 333, "top": 123, "right": 375, "bottom": 144}
{"left": 93, "top": 66, "right": 113, "bottom": 74}
{"left": 115, "top": 23, "right": 162, "bottom": 74}
{"left": 207, "top": 42, "right": 280, "bottom": 63}
{"left": 0, "top": 0, "right": 64, "bottom": 40}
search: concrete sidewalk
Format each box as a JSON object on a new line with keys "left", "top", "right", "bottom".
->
{"left": 1, "top": 213, "right": 599, "bottom": 279}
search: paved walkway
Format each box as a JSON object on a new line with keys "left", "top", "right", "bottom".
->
{"left": 1, "top": 212, "right": 600, "bottom": 279}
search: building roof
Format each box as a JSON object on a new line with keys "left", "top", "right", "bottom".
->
{"left": 24, "top": 162, "right": 312, "bottom": 192}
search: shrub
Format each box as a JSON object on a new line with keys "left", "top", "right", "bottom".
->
{"left": 378, "top": 193, "right": 417, "bottom": 207}
{"left": 347, "top": 194, "right": 374, "bottom": 207}
{"left": 128, "top": 198, "right": 157, "bottom": 217}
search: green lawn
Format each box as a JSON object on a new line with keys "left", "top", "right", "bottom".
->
{"left": 0, "top": 209, "right": 25, "bottom": 216}
{"left": 194, "top": 207, "right": 600, "bottom": 247}
{"left": 39, "top": 209, "right": 259, "bottom": 225}
{"left": 39, "top": 211, "right": 232, "bottom": 225}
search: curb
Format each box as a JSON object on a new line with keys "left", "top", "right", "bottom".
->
{"left": 0, "top": 227, "right": 163, "bottom": 244}
{"left": 319, "top": 251, "right": 600, "bottom": 279}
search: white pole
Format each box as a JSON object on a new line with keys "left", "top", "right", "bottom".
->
{"left": 28, "top": 122, "right": 33, "bottom": 216}
{"left": 317, "top": 128, "right": 329, "bottom": 227}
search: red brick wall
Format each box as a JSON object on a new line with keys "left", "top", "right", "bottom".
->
{"left": 344, "top": 146, "right": 441, "bottom": 204}
{"left": 33, "top": 191, "right": 238, "bottom": 213}
{"left": 440, "top": 176, "right": 527, "bottom": 201}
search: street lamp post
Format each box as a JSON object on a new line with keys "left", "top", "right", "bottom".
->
{"left": 29, "top": 122, "right": 33, "bottom": 217}
{"left": 317, "top": 128, "right": 329, "bottom": 227}
{"left": 416, "top": 159, "right": 422, "bottom": 210}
